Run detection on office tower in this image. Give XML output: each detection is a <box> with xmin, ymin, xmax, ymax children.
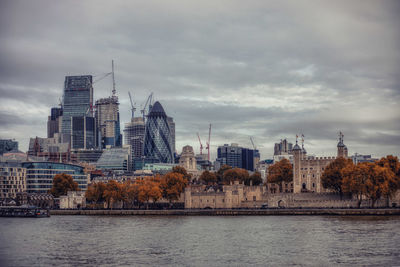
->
<box><xmin>216</xmin><ymin>143</ymin><xmax>259</xmax><ymax>171</ymax></box>
<box><xmin>95</xmin><ymin>96</ymin><xmax>121</xmax><ymax>148</ymax></box>
<box><xmin>0</xmin><ymin>139</ymin><xmax>19</xmax><ymax>155</ymax></box>
<box><xmin>143</xmin><ymin>101</ymin><xmax>174</xmax><ymax>163</ymax></box>
<box><xmin>47</xmin><ymin>107</ymin><xmax>63</xmax><ymax>138</ymax></box>
<box><xmin>274</xmin><ymin>139</ymin><xmax>293</xmax><ymax>155</ymax></box>
<box><xmin>61</xmin><ymin>75</ymin><xmax>93</xmax><ymax>143</ymax></box>
<box><xmin>167</xmin><ymin>116</ymin><xmax>175</xmax><ymax>154</ymax></box>
<box><xmin>124</xmin><ymin>117</ymin><xmax>145</xmax><ymax>158</ymax></box>
<box><xmin>71</xmin><ymin>116</ymin><xmax>96</xmax><ymax>149</ymax></box>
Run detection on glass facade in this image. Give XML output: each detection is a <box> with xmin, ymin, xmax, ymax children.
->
<box><xmin>22</xmin><ymin>162</ymin><xmax>88</xmax><ymax>194</ymax></box>
<box><xmin>71</xmin><ymin>116</ymin><xmax>96</xmax><ymax>149</ymax></box>
<box><xmin>217</xmin><ymin>144</ymin><xmax>259</xmax><ymax>171</ymax></box>
<box><xmin>96</xmin><ymin>147</ymin><xmax>130</xmax><ymax>171</ymax></box>
<box><xmin>144</xmin><ymin>102</ymin><xmax>174</xmax><ymax>164</ymax></box>
<box><xmin>61</xmin><ymin>75</ymin><xmax>93</xmax><ymax>143</ymax></box>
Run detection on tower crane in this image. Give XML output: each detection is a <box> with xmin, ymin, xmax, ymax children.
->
<box><xmin>197</xmin><ymin>133</ymin><xmax>203</xmax><ymax>155</ymax></box>
<box><xmin>250</xmin><ymin>136</ymin><xmax>256</xmax><ymax>150</ymax></box>
<box><xmin>141</xmin><ymin>92</ymin><xmax>153</xmax><ymax>122</ymax></box>
<box><xmin>206</xmin><ymin>123</ymin><xmax>212</xmax><ymax>161</ymax></box>
<box><xmin>128</xmin><ymin>92</ymin><xmax>136</xmax><ymax>120</ymax></box>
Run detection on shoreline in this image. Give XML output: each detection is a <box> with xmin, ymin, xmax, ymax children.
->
<box><xmin>50</xmin><ymin>208</ymin><xmax>400</xmax><ymax>216</ymax></box>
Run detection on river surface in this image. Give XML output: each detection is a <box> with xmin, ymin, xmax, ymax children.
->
<box><xmin>0</xmin><ymin>215</ymin><xmax>399</xmax><ymax>266</ymax></box>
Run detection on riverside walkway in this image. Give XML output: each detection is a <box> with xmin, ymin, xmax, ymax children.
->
<box><xmin>50</xmin><ymin>208</ymin><xmax>400</xmax><ymax>216</ymax></box>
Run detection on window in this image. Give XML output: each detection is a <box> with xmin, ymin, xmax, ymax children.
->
<box><xmin>253</xmin><ymin>196</ymin><xmax>256</xmax><ymax>201</ymax></box>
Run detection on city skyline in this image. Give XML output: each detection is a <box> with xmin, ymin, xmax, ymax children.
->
<box><xmin>0</xmin><ymin>1</ymin><xmax>399</xmax><ymax>159</ymax></box>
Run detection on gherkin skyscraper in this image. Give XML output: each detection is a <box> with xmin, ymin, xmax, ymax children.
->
<box><xmin>143</xmin><ymin>101</ymin><xmax>174</xmax><ymax>163</ymax></box>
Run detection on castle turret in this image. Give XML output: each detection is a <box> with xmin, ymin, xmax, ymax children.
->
<box><xmin>337</xmin><ymin>132</ymin><xmax>348</xmax><ymax>158</ymax></box>
<box><xmin>292</xmin><ymin>136</ymin><xmax>302</xmax><ymax>193</ymax></box>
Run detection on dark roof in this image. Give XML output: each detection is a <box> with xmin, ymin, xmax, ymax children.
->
<box><xmin>292</xmin><ymin>143</ymin><xmax>301</xmax><ymax>151</ymax></box>
<box><xmin>148</xmin><ymin>101</ymin><xmax>167</xmax><ymax>117</ymax></box>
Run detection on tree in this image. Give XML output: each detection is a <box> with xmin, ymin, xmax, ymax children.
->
<box><xmin>172</xmin><ymin>166</ymin><xmax>192</xmax><ymax>182</ymax></box>
<box><xmin>85</xmin><ymin>182</ymin><xmax>106</xmax><ymax>204</ymax></box>
<box><xmin>222</xmin><ymin>168</ymin><xmax>249</xmax><ymax>185</ymax></box>
<box><xmin>103</xmin><ymin>180</ymin><xmax>124</xmax><ymax>209</ymax></box>
<box><xmin>199</xmin><ymin>170</ymin><xmax>217</xmax><ymax>184</ymax></box>
<box><xmin>49</xmin><ymin>173</ymin><xmax>79</xmax><ymax>198</ymax></box>
<box><xmin>160</xmin><ymin>172</ymin><xmax>188</xmax><ymax>202</ymax></box>
<box><xmin>136</xmin><ymin>177</ymin><xmax>162</xmax><ymax>208</ymax></box>
<box><xmin>267</xmin><ymin>159</ymin><xmax>293</xmax><ymax>192</ymax></box>
<box><xmin>321</xmin><ymin>157</ymin><xmax>353</xmax><ymax>197</ymax></box>
<box><xmin>342</xmin><ymin>163</ymin><xmax>368</xmax><ymax>207</ymax></box>
<box><xmin>216</xmin><ymin>164</ymin><xmax>232</xmax><ymax>184</ymax></box>
<box><xmin>376</xmin><ymin>155</ymin><xmax>400</xmax><ymax>190</ymax></box>
<box><xmin>247</xmin><ymin>171</ymin><xmax>263</xmax><ymax>186</ymax></box>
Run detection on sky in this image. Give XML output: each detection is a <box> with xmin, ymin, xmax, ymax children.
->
<box><xmin>0</xmin><ymin>0</ymin><xmax>399</xmax><ymax>160</ymax></box>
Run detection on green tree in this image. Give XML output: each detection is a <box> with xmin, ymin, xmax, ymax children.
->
<box><xmin>49</xmin><ymin>173</ymin><xmax>79</xmax><ymax>198</ymax></box>
<box><xmin>199</xmin><ymin>170</ymin><xmax>217</xmax><ymax>184</ymax></box>
<box><xmin>267</xmin><ymin>159</ymin><xmax>293</xmax><ymax>192</ymax></box>
<box><xmin>321</xmin><ymin>157</ymin><xmax>353</xmax><ymax>197</ymax></box>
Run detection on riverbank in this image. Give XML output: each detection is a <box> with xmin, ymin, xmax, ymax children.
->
<box><xmin>50</xmin><ymin>208</ymin><xmax>400</xmax><ymax>216</ymax></box>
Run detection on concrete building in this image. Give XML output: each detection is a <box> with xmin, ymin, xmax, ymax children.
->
<box><xmin>144</xmin><ymin>101</ymin><xmax>174</xmax><ymax>163</ymax></box>
<box><xmin>0</xmin><ymin>139</ymin><xmax>18</xmax><ymax>155</ymax></box>
<box><xmin>351</xmin><ymin>153</ymin><xmax>378</xmax><ymax>164</ymax></box>
<box><xmin>0</xmin><ymin>162</ymin><xmax>26</xmax><ymax>199</ymax></box>
<box><xmin>60</xmin><ymin>191</ymin><xmax>86</xmax><ymax>209</ymax></box>
<box><xmin>216</xmin><ymin>143</ymin><xmax>259</xmax><ymax>171</ymax></box>
<box><xmin>61</xmin><ymin>75</ymin><xmax>93</xmax><ymax>144</ymax></box>
<box><xmin>178</xmin><ymin>145</ymin><xmax>200</xmax><ymax>179</ymax></box>
<box><xmin>47</xmin><ymin>107</ymin><xmax>63</xmax><ymax>138</ymax></box>
<box><xmin>95</xmin><ymin>96</ymin><xmax>122</xmax><ymax>148</ymax></box>
<box><xmin>293</xmin><ymin>133</ymin><xmax>348</xmax><ymax>193</ymax></box>
<box><xmin>22</xmin><ymin>162</ymin><xmax>88</xmax><ymax>194</ymax></box>
<box><xmin>28</xmin><ymin>136</ymin><xmax>71</xmax><ymax>163</ymax></box>
<box><xmin>274</xmin><ymin>139</ymin><xmax>293</xmax><ymax>155</ymax></box>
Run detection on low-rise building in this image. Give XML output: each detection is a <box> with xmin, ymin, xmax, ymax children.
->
<box><xmin>60</xmin><ymin>191</ymin><xmax>86</xmax><ymax>209</ymax></box>
<box><xmin>0</xmin><ymin>162</ymin><xmax>26</xmax><ymax>199</ymax></box>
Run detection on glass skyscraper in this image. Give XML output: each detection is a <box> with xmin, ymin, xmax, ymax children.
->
<box><xmin>144</xmin><ymin>101</ymin><xmax>174</xmax><ymax>163</ymax></box>
<box><xmin>61</xmin><ymin>75</ymin><xmax>93</xmax><ymax>143</ymax></box>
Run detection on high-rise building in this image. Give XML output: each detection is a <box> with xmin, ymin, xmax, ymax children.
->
<box><xmin>0</xmin><ymin>139</ymin><xmax>18</xmax><ymax>155</ymax></box>
<box><xmin>143</xmin><ymin>101</ymin><xmax>174</xmax><ymax>163</ymax></box>
<box><xmin>95</xmin><ymin>96</ymin><xmax>121</xmax><ymax>148</ymax></box>
<box><xmin>124</xmin><ymin>117</ymin><xmax>145</xmax><ymax>159</ymax></box>
<box><xmin>216</xmin><ymin>143</ymin><xmax>259</xmax><ymax>171</ymax></box>
<box><xmin>71</xmin><ymin>116</ymin><xmax>96</xmax><ymax>149</ymax></box>
<box><xmin>167</xmin><ymin>116</ymin><xmax>176</xmax><ymax>154</ymax></box>
<box><xmin>47</xmin><ymin>107</ymin><xmax>63</xmax><ymax>138</ymax></box>
<box><xmin>61</xmin><ymin>75</ymin><xmax>93</xmax><ymax>143</ymax></box>
<box><xmin>274</xmin><ymin>139</ymin><xmax>293</xmax><ymax>155</ymax></box>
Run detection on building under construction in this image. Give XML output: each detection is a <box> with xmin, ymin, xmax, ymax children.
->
<box><xmin>95</xmin><ymin>96</ymin><xmax>121</xmax><ymax>148</ymax></box>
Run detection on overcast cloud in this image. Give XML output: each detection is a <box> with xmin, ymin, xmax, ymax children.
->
<box><xmin>0</xmin><ymin>0</ymin><xmax>399</xmax><ymax>159</ymax></box>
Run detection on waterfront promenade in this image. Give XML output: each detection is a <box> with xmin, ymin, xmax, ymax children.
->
<box><xmin>50</xmin><ymin>208</ymin><xmax>400</xmax><ymax>216</ymax></box>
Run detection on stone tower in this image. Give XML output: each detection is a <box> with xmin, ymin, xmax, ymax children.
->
<box><xmin>292</xmin><ymin>136</ymin><xmax>302</xmax><ymax>193</ymax></box>
<box><xmin>337</xmin><ymin>132</ymin><xmax>348</xmax><ymax>158</ymax></box>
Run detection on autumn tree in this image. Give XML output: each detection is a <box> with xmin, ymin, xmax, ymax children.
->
<box><xmin>376</xmin><ymin>155</ymin><xmax>400</xmax><ymax>192</ymax></box>
<box><xmin>267</xmin><ymin>159</ymin><xmax>293</xmax><ymax>192</ymax></box>
<box><xmin>246</xmin><ymin>171</ymin><xmax>263</xmax><ymax>186</ymax></box>
<box><xmin>222</xmin><ymin>168</ymin><xmax>249</xmax><ymax>185</ymax></box>
<box><xmin>216</xmin><ymin>164</ymin><xmax>232</xmax><ymax>184</ymax></box>
<box><xmin>85</xmin><ymin>182</ymin><xmax>106</xmax><ymax>204</ymax></box>
<box><xmin>342</xmin><ymin>163</ymin><xmax>368</xmax><ymax>207</ymax></box>
<box><xmin>172</xmin><ymin>166</ymin><xmax>192</xmax><ymax>182</ymax></box>
<box><xmin>49</xmin><ymin>173</ymin><xmax>79</xmax><ymax>198</ymax></box>
<box><xmin>103</xmin><ymin>180</ymin><xmax>124</xmax><ymax>209</ymax></box>
<box><xmin>199</xmin><ymin>170</ymin><xmax>217</xmax><ymax>184</ymax></box>
<box><xmin>160</xmin><ymin>172</ymin><xmax>188</xmax><ymax>203</ymax></box>
<box><xmin>136</xmin><ymin>177</ymin><xmax>162</xmax><ymax>208</ymax></box>
<box><xmin>321</xmin><ymin>157</ymin><xmax>353</xmax><ymax>197</ymax></box>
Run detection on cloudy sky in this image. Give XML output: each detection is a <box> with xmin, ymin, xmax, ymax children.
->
<box><xmin>0</xmin><ymin>0</ymin><xmax>399</xmax><ymax>159</ymax></box>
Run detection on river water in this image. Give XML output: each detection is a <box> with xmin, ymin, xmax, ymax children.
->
<box><xmin>0</xmin><ymin>215</ymin><xmax>399</xmax><ymax>266</ymax></box>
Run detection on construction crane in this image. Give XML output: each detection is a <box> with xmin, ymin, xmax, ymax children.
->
<box><xmin>141</xmin><ymin>92</ymin><xmax>153</xmax><ymax>122</ymax></box>
<box><xmin>197</xmin><ymin>133</ymin><xmax>203</xmax><ymax>155</ymax></box>
<box><xmin>206</xmin><ymin>123</ymin><xmax>212</xmax><ymax>161</ymax></box>
<box><xmin>128</xmin><ymin>92</ymin><xmax>136</xmax><ymax>120</ymax></box>
<box><xmin>250</xmin><ymin>136</ymin><xmax>256</xmax><ymax>150</ymax></box>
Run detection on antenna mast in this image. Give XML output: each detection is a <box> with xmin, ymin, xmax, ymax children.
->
<box><xmin>112</xmin><ymin>60</ymin><xmax>116</xmax><ymax>96</ymax></box>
